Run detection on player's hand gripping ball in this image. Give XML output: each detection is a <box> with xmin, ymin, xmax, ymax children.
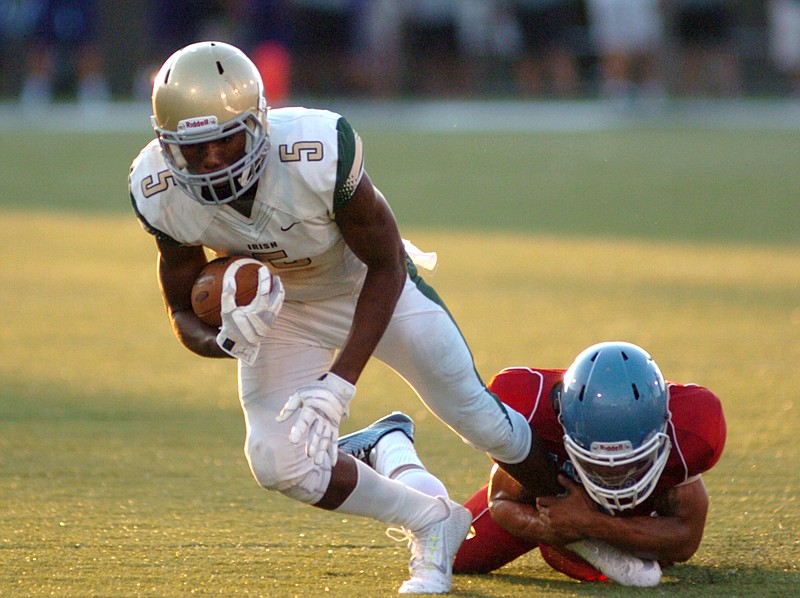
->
<box><xmin>191</xmin><ymin>256</ymin><xmax>262</xmax><ymax>327</ymax></box>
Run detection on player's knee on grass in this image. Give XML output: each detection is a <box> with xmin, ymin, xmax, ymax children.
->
<box><xmin>246</xmin><ymin>434</ymin><xmax>331</xmax><ymax>504</ymax></box>
<box><xmin>454</xmin><ymin>534</ymin><xmax>534</xmax><ymax>574</ymax></box>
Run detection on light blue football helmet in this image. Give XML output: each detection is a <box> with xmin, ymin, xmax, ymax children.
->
<box><xmin>558</xmin><ymin>342</ymin><xmax>671</xmax><ymax>512</ymax></box>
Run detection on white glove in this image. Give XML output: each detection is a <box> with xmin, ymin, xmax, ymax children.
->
<box><xmin>276</xmin><ymin>373</ymin><xmax>356</xmax><ymax>467</ymax></box>
<box><xmin>216</xmin><ymin>259</ymin><xmax>285</xmax><ymax>366</ymax></box>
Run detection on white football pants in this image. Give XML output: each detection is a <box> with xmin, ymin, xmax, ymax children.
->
<box><xmin>238</xmin><ymin>272</ymin><xmax>531</xmax><ymax>504</ymax></box>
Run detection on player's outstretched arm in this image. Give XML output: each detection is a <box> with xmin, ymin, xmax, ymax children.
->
<box><xmin>156</xmin><ymin>239</ymin><xmax>229</xmax><ymax>358</ymax></box>
<box><xmin>327</xmin><ymin>173</ymin><xmax>407</xmax><ymax>384</ymax></box>
<box><xmin>537</xmin><ymin>475</ymin><xmax>709</xmax><ymax>563</ymax></box>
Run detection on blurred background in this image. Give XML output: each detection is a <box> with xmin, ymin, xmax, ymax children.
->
<box><xmin>1</xmin><ymin>0</ymin><xmax>800</xmax><ymax>110</ymax></box>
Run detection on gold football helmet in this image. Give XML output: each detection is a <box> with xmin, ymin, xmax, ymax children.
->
<box><xmin>151</xmin><ymin>41</ymin><xmax>270</xmax><ymax>205</ymax></box>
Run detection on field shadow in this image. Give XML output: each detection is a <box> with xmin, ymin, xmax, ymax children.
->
<box><xmin>454</xmin><ymin>563</ymin><xmax>800</xmax><ymax>596</ymax></box>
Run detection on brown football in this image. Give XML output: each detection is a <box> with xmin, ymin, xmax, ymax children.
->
<box><xmin>191</xmin><ymin>256</ymin><xmax>263</xmax><ymax>327</ymax></box>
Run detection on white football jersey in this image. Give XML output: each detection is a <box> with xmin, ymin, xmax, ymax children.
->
<box><xmin>130</xmin><ymin>107</ymin><xmax>367</xmax><ymax>302</ymax></box>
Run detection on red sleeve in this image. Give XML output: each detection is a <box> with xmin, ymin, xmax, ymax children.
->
<box><xmin>667</xmin><ymin>384</ymin><xmax>727</xmax><ymax>477</ymax></box>
<box><xmin>459</xmin><ymin>368</ymin><xmax>630</xmax><ymax>582</ymax></box>
<box><xmin>488</xmin><ymin>367</ymin><xmax>545</xmax><ymax>419</ymax></box>
<box><xmin>488</xmin><ymin>367</ymin><xmax>566</xmax><ymax>450</ymax></box>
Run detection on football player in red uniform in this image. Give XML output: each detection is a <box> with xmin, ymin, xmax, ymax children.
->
<box><xmin>340</xmin><ymin>342</ymin><xmax>726</xmax><ymax>586</ymax></box>
<box><xmin>456</xmin><ymin>341</ymin><xmax>726</xmax><ymax>585</ymax></box>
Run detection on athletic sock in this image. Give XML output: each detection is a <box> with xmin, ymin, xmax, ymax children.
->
<box><xmin>373</xmin><ymin>430</ymin><xmax>449</xmax><ymax>498</ymax></box>
<box><xmin>394</xmin><ymin>468</ymin><xmax>449</xmax><ymax>499</ymax></box>
<box><xmin>334</xmin><ymin>459</ymin><xmax>447</xmax><ymax>530</ymax></box>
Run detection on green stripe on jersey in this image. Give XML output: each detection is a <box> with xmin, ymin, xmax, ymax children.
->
<box><xmin>333</xmin><ymin>117</ymin><xmax>364</xmax><ymax>212</ymax></box>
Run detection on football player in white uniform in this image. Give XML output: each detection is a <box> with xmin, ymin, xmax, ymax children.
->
<box><xmin>129</xmin><ymin>41</ymin><xmax>541</xmax><ymax>594</ymax></box>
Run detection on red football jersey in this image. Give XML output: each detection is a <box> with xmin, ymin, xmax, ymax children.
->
<box><xmin>488</xmin><ymin>367</ymin><xmax>726</xmax><ymax>515</ymax></box>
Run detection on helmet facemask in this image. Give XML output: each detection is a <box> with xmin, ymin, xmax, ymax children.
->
<box><xmin>564</xmin><ymin>428</ymin><xmax>671</xmax><ymax>512</ymax></box>
<box><xmin>152</xmin><ymin>97</ymin><xmax>269</xmax><ymax>205</ymax></box>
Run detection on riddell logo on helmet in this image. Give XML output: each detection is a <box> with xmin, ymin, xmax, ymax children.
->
<box><xmin>592</xmin><ymin>441</ymin><xmax>630</xmax><ymax>453</ymax></box>
<box><xmin>177</xmin><ymin>116</ymin><xmax>219</xmax><ymax>133</ymax></box>
<box><xmin>185</xmin><ymin>118</ymin><xmax>211</xmax><ymax>128</ymax></box>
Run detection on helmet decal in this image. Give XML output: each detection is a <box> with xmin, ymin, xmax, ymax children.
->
<box><xmin>177</xmin><ymin>116</ymin><xmax>219</xmax><ymax>135</ymax></box>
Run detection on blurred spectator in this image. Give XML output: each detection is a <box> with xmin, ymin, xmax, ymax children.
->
<box><xmin>399</xmin><ymin>0</ymin><xmax>497</xmax><ymax>96</ymax></box>
<box><xmin>135</xmin><ymin>1</ymin><xmax>292</xmax><ymax>106</ymax></box>
<box><xmin>0</xmin><ymin>0</ymin><xmax>38</xmax><ymax>97</ymax></box>
<box><xmin>584</xmin><ymin>0</ymin><xmax>666</xmax><ymax>104</ymax></box>
<box><xmin>135</xmin><ymin>0</ymin><xmax>233</xmax><ymax>100</ymax></box>
<box><xmin>345</xmin><ymin>0</ymin><xmax>497</xmax><ymax>97</ymax></box>
<box><xmin>401</xmin><ymin>0</ymin><xmax>465</xmax><ymax>95</ymax></box>
<box><xmin>0</xmin><ymin>0</ymin><xmax>109</xmax><ymax>108</ymax></box>
<box><xmin>349</xmin><ymin>0</ymin><xmax>404</xmax><ymax>96</ymax></box>
<box><xmin>283</xmin><ymin>0</ymin><xmax>363</xmax><ymax>97</ymax></box>
<box><xmin>230</xmin><ymin>0</ymin><xmax>292</xmax><ymax>106</ymax></box>
<box><xmin>358</xmin><ymin>0</ymin><xmax>494</xmax><ymax>97</ymax></box>
<box><xmin>672</xmin><ymin>0</ymin><xmax>742</xmax><ymax>97</ymax></box>
<box><xmin>8</xmin><ymin>1</ymin><xmax>794</xmax><ymax>104</ymax></box>
<box><xmin>504</xmin><ymin>0</ymin><xmax>582</xmax><ymax>97</ymax></box>
<box><xmin>767</xmin><ymin>0</ymin><xmax>800</xmax><ymax>97</ymax></box>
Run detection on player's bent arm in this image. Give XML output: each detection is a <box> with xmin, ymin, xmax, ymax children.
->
<box><xmin>488</xmin><ymin>464</ymin><xmax>564</xmax><ymax>546</ymax></box>
<box><xmin>328</xmin><ymin>173</ymin><xmax>406</xmax><ymax>384</ymax></box>
<box><xmin>156</xmin><ymin>239</ymin><xmax>230</xmax><ymax>358</ymax></box>
<box><xmin>491</xmin><ymin>465</ymin><xmax>709</xmax><ymax>562</ymax></box>
<box><xmin>585</xmin><ymin>477</ymin><xmax>709</xmax><ymax>563</ymax></box>
<box><xmin>537</xmin><ymin>476</ymin><xmax>709</xmax><ymax>563</ymax></box>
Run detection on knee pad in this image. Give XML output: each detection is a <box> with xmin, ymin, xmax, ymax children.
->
<box><xmin>246</xmin><ymin>434</ymin><xmax>332</xmax><ymax>504</ymax></box>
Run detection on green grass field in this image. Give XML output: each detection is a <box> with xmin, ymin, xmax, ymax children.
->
<box><xmin>1</xmin><ymin>113</ymin><xmax>799</xmax><ymax>596</ymax></box>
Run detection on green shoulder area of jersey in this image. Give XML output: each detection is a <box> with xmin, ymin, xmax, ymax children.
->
<box><xmin>333</xmin><ymin>117</ymin><xmax>364</xmax><ymax>213</ymax></box>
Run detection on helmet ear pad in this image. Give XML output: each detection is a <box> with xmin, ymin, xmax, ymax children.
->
<box><xmin>550</xmin><ymin>382</ymin><xmax>563</xmax><ymax>420</ymax></box>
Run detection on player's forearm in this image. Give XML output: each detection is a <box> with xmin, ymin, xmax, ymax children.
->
<box><xmin>582</xmin><ymin>512</ymin><xmax>701</xmax><ymax>562</ymax></box>
<box><xmin>156</xmin><ymin>242</ymin><xmax>225</xmax><ymax>358</ymax></box>
<box><xmin>490</xmin><ymin>498</ymin><xmax>553</xmax><ymax>545</ymax></box>
<box><xmin>169</xmin><ymin>308</ymin><xmax>230</xmax><ymax>358</ymax></box>
<box><xmin>329</xmin><ymin>265</ymin><xmax>404</xmax><ymax>383</ymax></box>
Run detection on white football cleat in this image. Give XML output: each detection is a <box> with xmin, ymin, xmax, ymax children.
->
<box><xmin>567</xmin><ymin>539</ymin><xmax>662</xmax><ymax>587</ymax></box>
<box><xmin>387</xmin><ymin>497</ymin><xmax>472</xmax><ymax>594</ymax></box>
